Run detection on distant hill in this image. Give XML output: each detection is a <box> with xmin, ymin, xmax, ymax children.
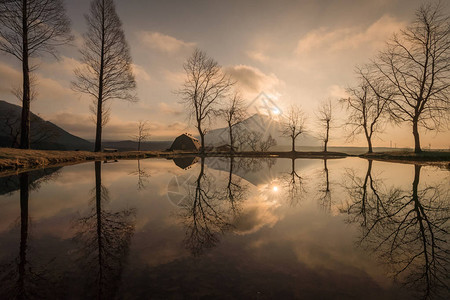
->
<box><xmin>0</xmin><ymin>100</ymin><xmax>92</xmax><ymax>150</ymax></box>
<box><xmin>205</xmin><ymin>113</ymin><xmax>320</xmax><ymax>149</ymax></box>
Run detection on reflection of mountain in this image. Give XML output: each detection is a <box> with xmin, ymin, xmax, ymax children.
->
<box><xmin>205</xmin><ymin>113</ymin><xmax>320</xmax><ymax>148</ymax></box>
<box><xmin>0</xmin><ymin>100</ymin><xmax>92</xmax><ymax>150</ymax></box>
<box><xmin>0</xmin><ymin>167</ymin><xmax>60</xmax><ymax>196</ymax></box>
<box><xmin>205</xmin><ymin>157</ymin><xmax>318</xmax><ymax>186</ymax></box>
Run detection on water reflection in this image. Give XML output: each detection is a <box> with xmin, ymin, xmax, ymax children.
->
<box><xmin>129</xmin><ymin>159</ymin><xmax>151</xmax><ymax>190</ymax></box>
<box><xmin>73</xmin><ymin>161</ymin><xmax>136</xmax><ymax>299</ymax></box>
<box><xmin>178</xmin><ymin>157</ymin><xmax>235</xmax><ymax>256</ymax></box>
<box><xmin>280</xmin><ymin>158</ymin><xmax>305</xmax><ymax>206</ymax></box>
<box><xmin>0</xmin><ymin>157</ymin><xmax>447</xmax><ymax>299</ymax></box>
<box><xmin>342</xmin><ymin>162</ymin><xmax>450</xmax><ymax>298</ymax></box>
<box><xmin>0</xmin><ymin>172</ymin><xmax>58</xmax><ymax>299</ymax></box>
<box><xmin>317</xmin><ymin>159</ymin><xmax>332</xmax><ymax>212</ymax></box>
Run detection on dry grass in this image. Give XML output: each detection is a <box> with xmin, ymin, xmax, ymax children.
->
<box><xmin>0</xmin><ymin>148</ymin><xmax>162</xmax><ymax>174</ymax></box>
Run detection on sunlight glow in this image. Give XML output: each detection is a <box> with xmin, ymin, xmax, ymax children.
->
<box><xmin>272</xmin><ymin>186</ymin><xmax>279</xmax><ymax>192</ymax></box>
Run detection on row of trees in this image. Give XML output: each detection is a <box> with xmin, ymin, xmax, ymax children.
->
<box><xmin>0</xmin><ymin>0</ymin><xmax>136</xmax><ymax>152</ymax></box>
<box><xmin>180</xmin><ymin>2</ymin><xmax>449</xmax><ymax>154</ymax></box>
<box><xmin>180</xmin><ymin>48</ymin><xmax>335</xmax><ymax>153</ymax></box>
<box><xmin>342</xmin><ymin>2</ymin><xmax>449</xmax><ymax>153</ymax></box>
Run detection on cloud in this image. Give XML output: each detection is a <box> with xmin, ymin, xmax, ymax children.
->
<box><xmin>295</xmin><ymin>15</ymin><xmax>405</xmax><ymax>55</ymax></box>
<box><xmin>225</xmin><ymin>64</ymin><xmax>283</xmax><ymax>96</ymax></box>
<box><xmin>132</xmin><ymin>63</ymin><xmax>151</xmax><ymax>82</ymax></box>
<box><xmin>138</xmin><ymin>31</ymin><xmax>195</xmax><ymax>54</ymax></box>
<box><xmin>246</xmin><ymin>50</ymin><xmax>270</xmax><ymax>63</ymax></box>
<box><xmin>158</xmin><ymin>102</ymin><xmax>183</xmax><ymax>116</ymax></box>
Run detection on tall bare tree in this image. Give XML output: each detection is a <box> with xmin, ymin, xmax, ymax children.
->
<box><xmin>180</xmin><ymin>49</ymin><xmax>233</xmax><ymax>153</ymax></box>
<box><xmin>73</xmin><ymin>0</ymin><xmax>137</xmax><ymax>152</ymax></box>
<box><xmin>342</xmin><ymin>69</ymin><xmax>390</xmax><ymax>153</ymax></box>
<box><xmin>219</xmin><ymin>91</ymin><xmax>246</xmax><ymax>153</ymax></box>
<box><xmin>316</xmin><ymin>99</ymin><xmax>333</xmax><ymax>152</ymax></box>
<box><xmin>133</xmin><ymin>120</ymin><xmax>150</xmax><ymax>151</ymax></box>
<box><xmin>372</xmin><ymin>2</ymin><xmax>450</xmax><ymax>153</ymax></box>
<box><xmin>280</xmin><ymin>104</ymin><xmax>306</xmax><ymax>152</ymax></box>
<box><xmin>0</xmin><ymin>0</ymin><xmax>72</xmax><ymax>149</ymax></box>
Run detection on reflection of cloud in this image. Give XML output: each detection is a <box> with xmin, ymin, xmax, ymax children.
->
<box><xmin>295</xmin><ymin>15</ymin><xmax>405</xmax><ymax>55</ymax></box>
<box><xmin>225</xmin><ymin>64</ymin><xmax>283</xmax><ymax>96</ymax></box>
<box><xmin>138</xmin><ymin>31</ymin><xmax>195</xmax><ymax>54</ymax></box>
<box><xmin>234</xmin><ymin>191</ymin><xmax>280</xmax><ymax>235</ymax></box>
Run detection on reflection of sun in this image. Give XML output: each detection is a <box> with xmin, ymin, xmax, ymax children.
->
<box><xmin>272</xmin><ymin>186</ymin><xmax>279</xmax><ymax>192</ymax></box>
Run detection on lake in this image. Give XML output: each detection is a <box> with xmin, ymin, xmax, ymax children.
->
<box><xmin>0</xmin><ymin>157</ymin><xmax>448</xmax><ymax>299</ymax></box>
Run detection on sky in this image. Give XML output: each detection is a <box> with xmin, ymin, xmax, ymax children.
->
<box><xmin>0</xmin><ymin>0</ymin><xmax>449</xmax><ymax>148</ymax></box>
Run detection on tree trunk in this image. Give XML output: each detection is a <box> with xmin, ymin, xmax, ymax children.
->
<box><xmin>137</xmin><ymin>139</ymin><xmax>141</xmax><ymax>151</ymax></box>
<box><xmin>364</xmin><ymin>126</ymin><xmax>373</xmax><ymax>153</ymax></box>
<box><xmin>291</xmin><ymin>137</ymin><xmax>295</xmax><ymax>152</ymax></box>
<box><xmin>228</xmin><ymin>122</ymin><xmax>234</xmax><ymax>153</ymax></box>
<box><xmin>94</xmin><ymin>98</ymin><xmax>103</xmax><ymax>152</ymax></box>
<box><xmin>324</xmin><ymin>120</ymin><xmax>329</xmax><ymax>152</ymax></box>
<box><xmin>94</xmin><ymin>1</ymin><xmax>106</xmax><ymax>153</ymax></box>
<box><xmin>20</xmin><ymin>0</ymin><xmax>30</xmax><ymax>149</ymax></box>
<box><xmin>198</xmin><ymin>121</ymin><xmax>205</xmax><ymax>154</ymax></box>
<box><xmin>412</xmin><ymin>119</ymin><xmax>421</xmax><ymax>153</ymax></box>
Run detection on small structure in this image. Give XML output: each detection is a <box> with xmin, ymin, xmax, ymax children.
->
<box><xmin>103</xmin><ymin>148</ymin><xmax>118</xmax><ymax>152</ymax></box>
<box><xmin>169</xmin><ymin>133</ymin><xmax>200</xmax><ymax>151</ymax></box>
<box><xmin>215</xmin><ymin>144</ymin><xmax>232</xmax><ymax>152</ymax></box>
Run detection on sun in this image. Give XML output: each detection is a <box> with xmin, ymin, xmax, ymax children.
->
<box><xmin>272</xmin><ymin>186</ymin><xmax>279</xmax><ymax>192</ymax></box>
<box><xmin>272</xmin><ymin>107</ymin><xmax>281</xmax><ymax>115</ymax></box>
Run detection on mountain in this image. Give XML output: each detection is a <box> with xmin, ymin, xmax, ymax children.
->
<box><xmin>205</xmin><ymin>113</ymin><xmax>320</xmax><ymax>149</ymax></box>
<box><xmin>0</xmin><ymin>100</ymin><xmax>92</xmax><ymax>150</ymax></box>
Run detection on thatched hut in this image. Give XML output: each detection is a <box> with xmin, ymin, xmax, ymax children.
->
<box><xmin>169</xmin><ymin>133</ymin><xmax>200</xmax><ymax>151</ymax></box>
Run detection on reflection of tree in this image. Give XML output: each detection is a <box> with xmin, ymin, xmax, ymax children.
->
<box><xmin>128</xmin><ymin>159</ymin><xmax>151</xmax><ymax>190</ymax></box>
<box><xmin>74</xmin><ymin>161</ymin><xmax>135</xmax><ymax>299</ymax></box>
<box><xmin>317</xmin><ymin>159</ymin><xmax>332</xmax><ymax>212</ymax></box>
<box><xmin>236</xmin><ymin>157</ymin><xmax>276</xmax><ymax>173</ymax></box>
<box><xmin>0</xmin><ymin>167</ymin><xmax>60</xmax><ymax>196</ymax></box>
<box><xmin>280</xmin><ymin>158</ymin><xmax>305</xmax><ymax>206</ymax></box>
<box><xmin>342</xmin><ymin>162</ymin><xmax>450</xmax><ymax>298</ymax></box>
<box><xmin>224</xmin><ymin>157</ymin><xmax>247</xmax><ymax>214</ymax></box>
<box><xmin>0</xmin><ymin>173</ymin><xmax>52</xmax><ymax>299</ymax></box>
<box><xmin>179</xmin><ymin>157</ymin><xmax>234</xmax><ymax>256</ymax></box>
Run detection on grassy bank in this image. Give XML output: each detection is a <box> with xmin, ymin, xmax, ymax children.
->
<box><xmin>0</xmin><ymin>148</ymin><xmax>163</xmax><ymax>175</ymax></box>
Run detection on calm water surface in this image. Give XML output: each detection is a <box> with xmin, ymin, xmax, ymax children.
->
<box><xmin>0</xmin><ymin>157</ymin><xmax>448</xmax><ymax>299</ymax></box>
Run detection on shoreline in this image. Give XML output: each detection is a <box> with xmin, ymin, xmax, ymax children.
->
<box><xmin>0</xmin><ymin>148</ymin><xmax>449</xmax><ymax>176</ymax></box>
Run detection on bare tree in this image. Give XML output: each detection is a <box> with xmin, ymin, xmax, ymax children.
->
<box><xmin>180</xmin><ymin>49</ymin><xmax>233</xmax><ymax>154</ymax></box>
<box><xmin>280</xmin><ymin>105</ymin><xmax>306</xmax><ymax>152</ymax></box>
<box><xmin>73</xmin><ymin>0</ymin><xmax>137</xmax><ymax>152</ymax></box>
<box><xmin>316</xmin><ymin>99</ymin><xmax>334</xmax><ymax>152</ymax></box>
<box><xmin>259</xmin><ymin>134</ymin><xmax>277</xmax><ymax>152</ymax></box>
<box><xmin>372</xmin><ymin>3</ymin><xmax>450</xmax><ymax>153</ymax></box>
<box><xmin>342</xmin><ymin>69</ymin><xmax>390</xmax><ymax>153</ymax></box>
<box><xmin>133</xmin><ymin>120</ymin><xmax>150</xmax><ymax>151</ymax></box>
<box><xmin>0</xmin><ymin>0</ymin><xmax>72</xmax><ymax>149</ymax></box>
<box><xmin>218</xmin><ymin>91</ymin><xmax>246</xmax><ymax>153</ymax></box>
